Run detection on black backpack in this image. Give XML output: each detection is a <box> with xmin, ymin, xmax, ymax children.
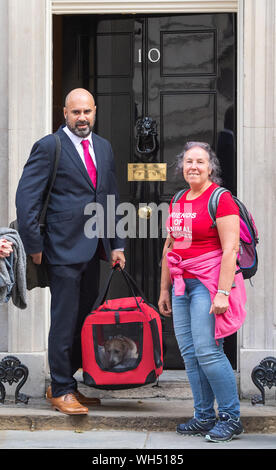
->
<box><xmin>172</xmin><ymin>186</ymin><xmax>259</xmax><ymax>280</ymax></box>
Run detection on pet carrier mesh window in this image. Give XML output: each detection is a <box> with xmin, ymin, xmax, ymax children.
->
<box><xmin>93</xmin><ymin>322</ymin><xmax>143</xmax><ymax>372</ymax></box>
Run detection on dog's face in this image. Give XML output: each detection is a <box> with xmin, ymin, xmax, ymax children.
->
<box><xmin>104</xmin><ymin>337</ymin><xmax>129</xmax><ymax>367</ymax></box>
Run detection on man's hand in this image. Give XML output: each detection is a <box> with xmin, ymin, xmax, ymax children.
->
<box><xmin>111</xmin><ymin>250</ymin><xmax>125</xmax><ymax>269</ymax></box>
<box><xmin>30</xmin><ymin>252</ymin><xmax>42</xmax><ymax>265</ymax></box>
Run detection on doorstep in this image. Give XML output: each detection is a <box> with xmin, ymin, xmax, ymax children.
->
<box><xmin>0</xmin><ymin>371</ymin><xmax>275</xmax><ymax>433</ymax></box>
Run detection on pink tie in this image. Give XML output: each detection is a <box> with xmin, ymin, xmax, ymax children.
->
<box><xmin>81</xmin><ymin>139</ymin><xmax>97</xmax><ymax>188</ymax></box>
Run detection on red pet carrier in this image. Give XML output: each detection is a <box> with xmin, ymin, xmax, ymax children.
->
<box><xmin>81</xmin><ymin>265</ymin><xmax>163</xmax><ymax>389</ymax></box>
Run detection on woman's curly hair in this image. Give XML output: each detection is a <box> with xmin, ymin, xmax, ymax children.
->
<box><xmin>176</xmin><ymin>141</ymin><xmax>222</xmax><ymax>185</ymax></box>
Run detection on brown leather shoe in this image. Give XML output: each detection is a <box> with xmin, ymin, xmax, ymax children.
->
<box><xmin>49</xmin><ymin>393</ymin><xmax>88</xmax><ymax>415</ymax></box>
<box><xmin>46</xmin><ymin>386</ymin><xmax>101</xmax><ymax>406</ymax></box>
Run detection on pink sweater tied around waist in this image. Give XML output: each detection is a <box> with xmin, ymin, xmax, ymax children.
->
<box><xmin>166</xmin><ymin>249</ymin><xmax>247</xmax><ymax>340</ymax></box>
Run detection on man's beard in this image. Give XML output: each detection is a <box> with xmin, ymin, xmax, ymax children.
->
<box><xmin>66</xmin><ymin>117</ymin><xmax>95</xmax><ymax>138</ymax></box>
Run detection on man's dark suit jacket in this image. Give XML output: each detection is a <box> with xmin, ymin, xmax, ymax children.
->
<box><xmin>16</xmin><ymin>126</ymin><xmax>124</xmax><ymax>265</ymax></box>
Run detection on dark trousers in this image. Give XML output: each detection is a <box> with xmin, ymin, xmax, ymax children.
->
<box><xmin>47</xmin><ymin>253</ymin><xmax>100</xmax><ymax>397</ymax></box>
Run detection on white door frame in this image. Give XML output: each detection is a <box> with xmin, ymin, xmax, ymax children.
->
<box><xmin>51</xmin><ymin>0</ymin><xmax>238</xmax><ymax>14</ymax></box>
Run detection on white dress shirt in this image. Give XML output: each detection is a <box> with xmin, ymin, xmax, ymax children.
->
<box><xmin>62</xmin><ymin>126</ymin><xmax>124</xmax><ymax>253</ymax></box>
<box><xmin>63</xmin><ymin>126</ymin><xmax>97</xmax><ymax>169</ymax></box>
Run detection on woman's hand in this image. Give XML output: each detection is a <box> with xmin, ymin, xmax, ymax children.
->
<box><xmin>158</xmin><ymin>289</ymin><xmax>172</xmax><ymax>317</ymax></box>
<box><xmin>209</xmin><ymin>292</ymin><xmax>229</xmax><ymax>315</ymax></box>
<box><xmin>0</xmin><ymin>239</ymin><xmax>13</xmax><ymax>258</ymax></box>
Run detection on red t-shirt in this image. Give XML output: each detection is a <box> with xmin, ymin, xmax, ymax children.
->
<box><xmin>166</xmin><ymin>183</ymin><xmax>239</xmax><ymax>278</ymax></box>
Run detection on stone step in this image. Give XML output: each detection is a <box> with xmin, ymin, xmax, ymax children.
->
<box><xmin>0</xmin><ymin>397</ymin><xmax>275</xmax><ymax>434</ymax></box>
<box><xmin>1</xmin><ymin>369</ymin><xmax>274</xmax><ymax>434</ymax></box>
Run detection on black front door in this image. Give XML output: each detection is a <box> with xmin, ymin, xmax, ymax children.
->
<box><xmin>53</xmin><ymin>13</ymin><xmax>237</xmax><ymax>369</ymax></box>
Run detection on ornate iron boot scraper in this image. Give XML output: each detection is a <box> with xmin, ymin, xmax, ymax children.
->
<box><xmin>251</xmin><ymin>356</ymin><xmax>276</xmax><ymax>405</ymax></box>
<box><xmin>0</xmin><ymin>355</ymin><xmax>29</xmax><ymax>404</ymax></box>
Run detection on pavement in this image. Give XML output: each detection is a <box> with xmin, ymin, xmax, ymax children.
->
<box><xmin>0</xmin><ymin>370</ymin><xmax>275</xmax><ymax>434</ymax></box>
<box><xmin>0</xmin><ymin>430</ymin><xmax>275</xmax><ymax>450</ymax></box>
<box><xmin>0</xmin><ymin>371</ymin><xmax>276</xmax><ymax>458</ymax></box>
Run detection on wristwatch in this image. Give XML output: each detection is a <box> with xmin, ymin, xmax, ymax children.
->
<box><xmin>217</xmin><ymin>289</ymin><xmax>230</xmax><ymax>296</ymax></box>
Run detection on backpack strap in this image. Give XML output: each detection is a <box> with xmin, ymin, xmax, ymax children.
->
<box><xmin>208</xmin><ymin>186</ymin><xmax>230</xmax><ymax>228</ymax></box>
<box><xmin>171</xmin><ymin>188</ymin><xmax>189</xmax><ymax>209</ymax></box>
<box><xmin>39</xmin><ymin>134</ymin><xmax>61</xmax><ymax>228</ymax></box>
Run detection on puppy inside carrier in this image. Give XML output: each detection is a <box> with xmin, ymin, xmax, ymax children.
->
<box><xmin>94</xmin><ymin>323</ymin><xmax>142</xmax><ymax>372</ymax></box>
<box><xmin>81</xmin><ymin>265</ymin><xmax>163</xmax><ymax>390</ymax></box>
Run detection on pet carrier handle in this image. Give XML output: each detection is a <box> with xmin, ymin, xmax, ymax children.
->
<box><xmin>117</xmin><ymin>265</ymin><xmax>149</xmax><ymax>299</ymax></box>
<box><xmin>93</xmin><ymin>264</ymin><xmax>147</xmax><ymax>312</ymax></box>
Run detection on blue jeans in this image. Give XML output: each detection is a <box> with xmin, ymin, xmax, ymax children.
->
<box><xmin>172</xmin><ymin>278</ymin><xmax>240</xmax><ymax>420</ymax></box>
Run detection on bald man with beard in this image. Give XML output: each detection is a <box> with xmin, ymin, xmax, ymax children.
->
<box><xmin>16</xmin><ymin>88</ymin><xmax>125</xmax><ymax>415</ymax></box>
